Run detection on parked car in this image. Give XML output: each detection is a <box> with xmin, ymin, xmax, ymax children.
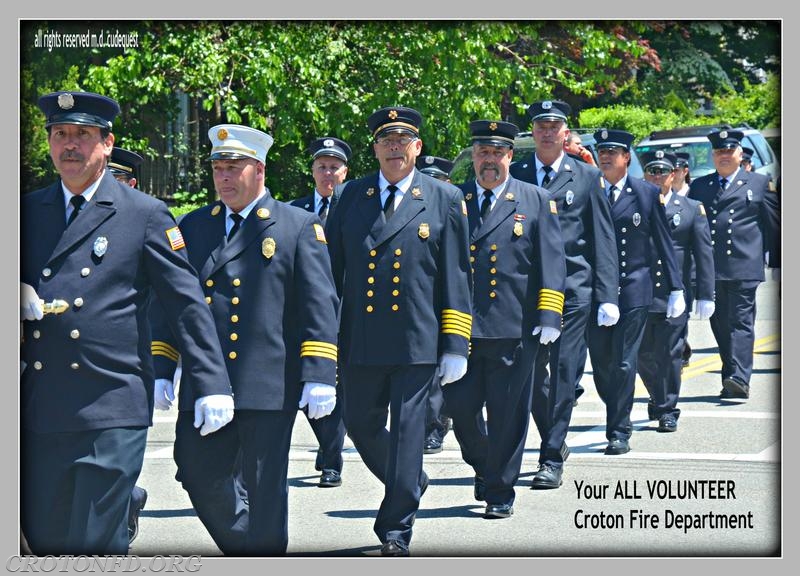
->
<box><xmin>634</xmin><ymin>123</ymin><xmax>780</xmax><ymax>184</ymax></box>
<box><xmin>449</xmin><ymin>129</ymin><xmax>644</xmax><ymax>185</ymax></box>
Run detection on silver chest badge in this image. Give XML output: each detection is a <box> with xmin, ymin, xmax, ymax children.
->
<box><xmin>565</xmin><ymin>190</ymin><xmax>574</xmax><ymax>205</ymax></box>
<box><xmin>747</xmin><ymin>189</ymin><xmax>753</xmax><ymax>202</ymax></box>
<box><xmin>672</xmin><ymin>213</ymin><xmax>681</xmax><ymax>227</ymax></box>
<box><xmin>632</xmin><ymin>213</ymin><xmax>641</xmax><ymax>227</ymax></box>
<box><xmin>93</xmin><ymin>236</ymin><xmax>108</xmax><ymax>258</ymax></box>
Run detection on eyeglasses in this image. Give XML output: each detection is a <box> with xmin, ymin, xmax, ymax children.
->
<box><xmin>375</xmin><ymin>136</ymin><xmax>417</xmax><ymax>147</ymax></box>
<box><xmin>645</xmin><ymin>167</ymin><xmax>674</xmax><ymax>176</ymax></box>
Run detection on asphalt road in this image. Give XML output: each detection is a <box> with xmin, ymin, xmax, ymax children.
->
<box><xmin>129</xmin><ymin>274</ymin><xmax>781</xmax><ymax>561</ymax></box>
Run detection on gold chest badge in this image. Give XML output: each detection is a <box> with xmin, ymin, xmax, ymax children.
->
<box><xmin>513</xmin><ymin>222</ymin><xmax>524</xmax><ymax>237</ymax></box>
<box><xmin>262</xmin><ymin>237</ymin><xmax>276</xmax><ymax>259</ymax></box>
<box><xmin>418</xmin><ymin>223</ymin><xmax>430</xmax><ymax>239</ymax></box>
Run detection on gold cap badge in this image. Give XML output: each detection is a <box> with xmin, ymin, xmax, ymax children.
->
<box><xmin>217</xmin><ymin>128</ymin><xmax>229</xmax><ymax>140</ymax></box>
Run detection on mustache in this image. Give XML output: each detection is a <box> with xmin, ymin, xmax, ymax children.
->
<box><xmin>59</xmin><ymin>150</ymin><xmax>84</xmax><ymax>162</ymax></box>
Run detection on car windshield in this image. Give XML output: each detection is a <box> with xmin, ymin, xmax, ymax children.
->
<box><xmin>634</xmin><ymin>142</ymin><xmax>715</xmax><ymax>180</ymax></box>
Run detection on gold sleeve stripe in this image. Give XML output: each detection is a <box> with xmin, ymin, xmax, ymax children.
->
<box><xmin>538</xmin><ymin>289</ymin><xmax>565</xmax><ymax>313</ymax></box>
<box><xmin>151</xmin><ymin>341</ymin><xmax>180</xmax><ymax>362</ymax></box>
<box><xmin>441</xmin><ymin>310</ymin><xmax>472</xmax><ymax>339</ymax></box>
<box><xmin>300</xmin><ymin>341</ymin><xmax>338</xmax><ymax>361</ymax></box>
<box><xmin>442</xmin><ymin>309</ymin><xmax>472</xmax><ymax>323</ymax></box>
<box><xmin>442</xmin><ymin>327</ymin><xmax>472</xmax><ymax>339</ymax></box>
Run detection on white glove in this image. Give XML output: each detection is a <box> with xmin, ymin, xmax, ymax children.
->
<box><xmin>438</xmin><ymin>353</ymin><xmax>468</xmax><ymax>385</ymax></box>
<box><xmin>154</xmin><ymin>378</ymin><xmax>176</xmax><ymax>411</ymax></box>
<box><xmin>194</xmin><ymin>394</ymin><xmax>234</xmax><ymax>436</ymax></box>
<box><xmin>694</xmin><ymin>299</ymin><xmax>715</xmax><ymax>322</ymax></box>
<box><xmin>532</xmin><ymin>325</ymin><xmax>561</xmax><ymax>345</ymax></box>
<box><xmin>666</xmin><ymin>290</ymin><xmax>686</xmax><ymax>319</ymax></box>
<box><xmin>299</xmin><ymin>382</ymin><xmax>337</xmax><ymax>420</ymax></box>
<box><xmin>597</xmin><ymin>302</ymin><xmax>620</xmax><ymax>327</ymax></box>
<box><xmin>20</xmin><ymin>283</ymin><xmax>43</xmax><ymax>321</ymax></box>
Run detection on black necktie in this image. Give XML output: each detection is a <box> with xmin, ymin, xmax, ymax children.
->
<box><xmin>383</xmin><ymin>185</ymin><xmax>398</xmax><ymax>221</ymax></box>
<box><xmin>480</xmin><ymin>190</ymin><xmax>493</xmax><ymax>223</ymax></box>
<box><xmin>66</xmin><ymin>195</ymin><xmax>86</xmax><ymax>227</ymax></box>
<box><xmin>318</xmin><ymin>196</ymin><xmax>329</xmax><ymax>222</ymax></box>
<box><xmin>227</xmin><ymin>213</ymin><xmax>244</xmax><ymax>241</ymax></box>
<box><xmin>541</xmin><ymin>165</ymin><xmax>553</xmax><ymax>186</ymax></box>
<box><xmin>608</xmin><ymin>185</ymin><xmax>617</xmax><ymax>206</ymax></box>
<box><xmin>719</xmin><ymin>178</ymin><xmax>728</xmax><ymax>190</ymax></box>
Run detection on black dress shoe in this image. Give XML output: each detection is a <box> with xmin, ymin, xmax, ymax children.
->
<box><xmin>682</xmin><ymin>342</ymin><xmax>692</xmax><ymax>367</ymax></box>
<box><xmin>604</xmin><ymin>438</ymin><xmax>630</xmax><ymax>455</ymax></box>
<box><xmin>484</xmin><ymin>504</ymin><xmax>514</xmax><ymax>519</ymax></box>
<box><xmin>473</xmin><ymin>475</ymin><xmax>486</xmax><ymax>501</ymax></box>
<box><xmin>531</xmin><ymin>464</ymin><xmax>563</xmax><ymax>489</ymax></box>
<box><xmin>657</xmin><ymin>414</ymin><xmax>678</xmax><ymax>433</ymax></box>
<box><xmin>560</xmin><ymin>442</ymin><xmax>570</xmax><ymax>462</ymax></box>
<box><xmin>319</xmin><ymin>469</ymin><xmax>342</xmax><ymax>488</ymax></box>
<box><xmin>381</xmin><ymin>539</ymin><xmax>409</xmax><ymax>557</ymax></box>
<box><xmin>128</xmin><ymin>487</ymin><xmax>148</xmax><ymax>545</ymax></box>
<box><xmin>423</xmin><ymin>437</ymin><xmax>443</xmax><ymax>454</ymax></box>
<box><xmin>722</xmin><ymin>377</ymin><xmax>750</xmax><ymax>399</ymax></box>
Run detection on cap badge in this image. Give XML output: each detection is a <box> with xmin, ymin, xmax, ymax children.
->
<box><xmin>93</xmin><ymin>236</ymin><xmax>108</xmax><ymax>258</ymax></box>
<box><xmin>418</xmin><ymin>223</ymin><xmax>430</xmax><ymax>239</ymax></box>
<box><xmin>489</xmin><ymin>122</ymin><xmax>498</xmax><ymax>131</ymax></box>
<box><xmin>256</xmin><ymin>208</ymin><xmax>270</xmax><ymax>219</ymax></box>
<box><xmin>566</xmin><ymin>190</ymin><xmax>574</xmax><ymax>205</ymax></box>
<box><xmin>323</xmin><ymin>138</ymin><xmax>334</xmax><ymax>147</ymax></box>
<box><xmin>542</xmin><ymin>101</ymin><xmax>552</xmax><ymax>110</ymax></box>
<box><xmin>211</xmin><ymin>205</ymin><xmax>221</xmax><ymax>216</ymax></box>
<box><xmin>720</xmin><ymin>130</ymin><xmax>728</xmax><ymax>139</ymax></box>
<box><xmin>388</xmin><ymin>110</ymin><xmax>398</xmax><ymax>120</ymax></box>
<box><xmin>217</xmin><ymin>128</ymin><xmax>229</xmax><ymax>140</ymax></box>
<box><xmin>57</xmin><ymin>93</ymin><xmax>74</xmax><ymax>110</ymax></box>
<box><xmin>601</xmin><ymin>130</ymin><xmax>608</xmax><ymax>139</ymax></box>
<box><xmin>425</xmin><ymin>156</ymin><xmax>435</xmax><ymax>165</ymax></box>
<box><xmin>655</xmin><ymin>150</ymin><xmax>664</xmax><ymax>159</ymax></box>
<box><xmin>366</xmin><ymin>187</ymin><xmax>375</xmax><ymax>197</ymax></box>
<box><xmin>262</xmin><ymin>237</ymin><xmax>276</xmax><ymax>259</ymax></box>
<box><xmin>411</xmin><ymin>187</ymin><xmax>422</xmax><ymax>197</ymax></box>
<box><xmin>514</xmin><ymin>221</ymin><xmax>524</xmax><ymax>237</ymax></box>
<box><xmin>633</xmin><ymin>213</ymin><xmax>641</xmax><ymax>227</ymax></box>
<box><xmin>672</xmin><ymin>213</ymin><xmax>681</xmax><ymax>227</ymax></box>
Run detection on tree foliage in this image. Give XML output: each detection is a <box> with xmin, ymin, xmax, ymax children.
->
<box><xmin>20</xmin><ymin>20</ymin><xmax>779</xmax><ymax>204</ymax></box>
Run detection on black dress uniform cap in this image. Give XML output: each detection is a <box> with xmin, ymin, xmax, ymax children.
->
<box><xmin>38</xmin><ymin>91</ymin><xmax>120</xmax><ymax>130</ymax></box>
<box><xmin>674</xmin><ymin>151</ymin><xmax>691</xmax><ymax>168</ymax></box>
<box><xmin>109</xmin><ymin>147</ymin><xmax>144</xmax><ymax>178</ymax></box>
<box><xmin>208</xmin><ymin>124</ymin><xmax>274</xmax><ymax>163</ymax></box>
<box><xmin>593</xmin><ymin>128</ymin><xmax>635</xmax><ymax>151</ymax></box>
<box><xmin>416</xmin><ymin>156</ymin><xmax>454</xmax><ymax>179</ymax></box>
<box><xmin>707</xmin><ymin>129</ymin><xmax>744</xmax><ymax>150</ymax></box>
<box><xmin>741</xmin><ymin>146</ymin><xmax>754</xmax><ymax>161</ymax></box>
<box><xmin>469</xmin><ymin>120</ymin><xmax>519</xmax><ymax>148</ymax></box>
<box><xmin>641</xmin><ymin>150</ymin><xmax>677</xmax><ymax>171</ymax></box>
<box><xmin>367</xmin><ymin>106</ymin><xmax>423</xmax><ymax>140</ymax></box>
<box><xmin>527</xmin><ymin>99</ymin><xmax>572</xmax><ymax>122</ymax></box>
<box><xmin>309</xmin><ymin>137</ymin><xmax>352</xmax><ymax>163</ymax></box>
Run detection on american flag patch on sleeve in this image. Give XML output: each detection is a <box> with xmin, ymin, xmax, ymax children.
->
<box><xmin>166</xmin><ymin>227</ymin><xmax>186</xmax><ymax>250</ymax></box>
